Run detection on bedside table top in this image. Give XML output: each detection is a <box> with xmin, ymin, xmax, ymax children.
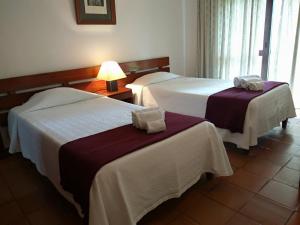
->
<box><xmin>95</xmin><ymin>87</ymin><xmax>133</xmax><ymax>103</ymax></box>
<box><xmin>96</xmin><ymin>87</ymin><xmax>131</xmax><ymax>97</ymax></box>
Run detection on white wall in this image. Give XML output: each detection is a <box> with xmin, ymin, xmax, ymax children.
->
<box><xmin>183</xmin><ymin>0</ymin><xmax>198</xmax><ymax>77</ymax></box>
<box><xmin>0</xmin><ymin>0</ymin><xmax>187</xmax><ymax>79</ymax></box>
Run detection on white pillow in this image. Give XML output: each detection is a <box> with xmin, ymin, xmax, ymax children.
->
<box><xmin>21</xmin><ymin>87</ymin><xmax>100</xmax><ymax>112</ymax></box>
<box><xmin>129</xmin><ymin>72</ymin><xmax>181</xmax><ymax>87</ymax></box>
<box><xmin>126</xmin><ymin>72</ymin><xmax>181</xmax><ymax>105</ymax></box>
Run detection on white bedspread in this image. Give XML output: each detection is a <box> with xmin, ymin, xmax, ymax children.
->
<box><xmin>8</xmin><ymin>96</ymin><xmax>232</xmax><ymax>225</ymax></box>
<box><xmin>128</xmin><ymin>75</ymin><xmax>296</xmax><ymax>149</ymax></box>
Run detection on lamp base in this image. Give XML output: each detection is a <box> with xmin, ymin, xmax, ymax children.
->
<box><xmin>106</xmin><ymin>80</ymin><xmax>118</xmax><ymax>92</ymax></box>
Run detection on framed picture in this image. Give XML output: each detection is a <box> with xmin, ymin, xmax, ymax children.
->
<box><xmin>75</xmin><ymin>0</ymin><xmax>116</xmax><ymax>24</ymax></box>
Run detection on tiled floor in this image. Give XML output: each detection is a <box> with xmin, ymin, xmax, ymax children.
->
<box><xmin>1</xmin><ymin>118</ymin><xmax>300</xmax><ymax>225</ymax></box>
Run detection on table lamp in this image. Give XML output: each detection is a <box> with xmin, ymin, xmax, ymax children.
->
<box><xmin>97</xmin><ymin>61</ymin><xmax>126</xmax><ymax>92</ymax></box>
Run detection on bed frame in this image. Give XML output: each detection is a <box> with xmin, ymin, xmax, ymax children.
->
<box><xmin>0</xmin><ymin>57</ymin><xmax>170</xmax><ymax>150</ymax></box>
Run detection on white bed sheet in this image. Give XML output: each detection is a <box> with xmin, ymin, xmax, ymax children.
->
<box><xmin>128</xmin><ymin>76</ymin><xmax>296</xmax><ymax>149</ymax></box>
<box><xmin>8</xmin><ymin>95</ymin><xmax>233</xmax><ymax>225</ymax></box>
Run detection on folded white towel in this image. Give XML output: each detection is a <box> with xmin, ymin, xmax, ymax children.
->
<box><xmin>234</xmin><ymin>75</ymin><xmax>262</xmax><ymax>88</ymax></box>
<box><xmin>240</xmin><ymin>78</ymin><xmax>262</xmax><ymax>89</ymax></box>
<box><xmin>132</xmin><ymin>108</ymin><xmax>165</xmax><ymax>129</ymax></box>
<box><xmin>146</xmin><ymin>119</ymin><xmax>166</xmax><ymax>134</ymax></box>
<box><xmin>132</xmin><ymin>107</ymin><xmax>161</xmax><ymax>128</ymax></box>
<box><xmin>247</xmin><ymin>81</ymin><xmax>264</xmax><ymax>91</ymax></box>
<box><xmin>136</xmin><ymin>110</ymin><xmax>164</xmax><ymax>129</ymax></box>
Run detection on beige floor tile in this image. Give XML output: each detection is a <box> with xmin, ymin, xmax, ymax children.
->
<box><xmin>0</xmin><ymin>201</ymin><xmax>28</xmax><ymax>225</ymax></box>
<box><xmin>17</xmin><ymin>187</ymin><xmax>63</xmax><ymax>214</ymax></box>
<box><xmin>255</xmin><ymin>149</ymin><xmax>292</xmax><ymax>167</ymax></box>
<box><xmin>0</xmin><ymin>174</ymin><xmax>13</xmax><ymax>206</ymax></box>
<box><xmin>240</xmin><ymin>195</ymin><xmax>292</xmax><ymax>225</ymax></box>
<box><xmin>286</xmin><ymin>125</ymin><xmax>300</xmax><ymax>138</ymax></box>
<box><xmin>8</xmin><ymin>218</ymin><xmax>31</xmax><ymax>225</ymax></box>
<box><xmin>274</xmin><ymin>167</ymin><xmax>300</xmax><ymax>188</ymax></box>
<box><xmin>1</xmin><ymin>162</ymin><xmax>48</xmax><ymax>199</ymax></box>
<box><xmin>243</xmin><ymin>159</ymin><xmax>281</xmax><ymax>178</ymax></box>
<box><xmin>286</xmin><ymin>212</ymin><xmax>300</xmax><ymax>225</ymax></box>
<box><xmin>28</xmin><ymin>205</ymin><xmax>83</xmax><ymax>225</ymax></box>
<box><xmin>184</xmin><ymin>194</ymin><xmax>235</xmax><ymax>225</ymax></box>
<box><xmin>167</xmin><ymin>215</ymin><xmax>199</xmax><ymax>225</ymax></box>
<box><xmin>264</xmin><ymin>127</ymin><xmax>300</xmax><ymax>146</ymax></box>
<box><xmin>2</xmin><ymin>168</ymin><xmax>41</xmax><ymax>199</ymax></box>
<box><xmin>258</xmin><ymin>137</ymin><xmax>299</xmax><ymax>154</ymax></box>
<box><xmin>0</xmin><ymin>154</ymin><xmax>30</xmax><ymax>172</ymax></box>
<box><xmin>259</xmin><ymin>180</ymin><xmax>299</xmax><ymax>210</ymax></box>
<box><xmin>138</xmin><ymin>198</ymin><xmax>183</xmax><ymax>225</ymax></box>
<box><xmin>226</xmin><ymin>213</ymin><xmax>260</xmax><ymax>225</ymax></box>
<box><xmin>286</xmin><ymin>156</ymin><xmax>300</xmax><ymax>171</ymax></box>
<box><xmin>204</xmin><ymin>182</ymin><xmax>254</xmax><ymax>210</ymax></box>
<box><xmin>224</xmin><ymin>169</ymin><xmax>269</xmax><ymax>192</ymax></box>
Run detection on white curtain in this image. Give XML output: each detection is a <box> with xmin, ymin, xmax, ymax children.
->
<box><xmin>268</xmin><ymin>0</ymin><xmax>300</xmax><ymax>109</ymax></box>
<box><xmin>198</xmin><ymin>0</ymin><xmax>266</xmax><ymax>79</ymax></box>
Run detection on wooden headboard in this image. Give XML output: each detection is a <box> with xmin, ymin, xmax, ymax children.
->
<box><xmin>0</xmin><ymin>57</ymin><xmax>170</xmax><ymax>126</ymax></box>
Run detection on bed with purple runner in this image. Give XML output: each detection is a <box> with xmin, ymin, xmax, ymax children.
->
<box><xmin>59</xmin><ymin>111</ymin><xmax>205</xmax><ymax>216</ymax></box>
<box><xmin>8</xmin><ymin>88</ymin><xmax>233</xmax><ymax>225</ymax></box>
<box><xmin>127</xmin><ymin>73</ymin><xmax>296</xmax><ymax>149</ymax></box>
<box><xmin>205</xmin><ymin>81</ymin><xmax>287</xmax><ymax>133</ymax></box>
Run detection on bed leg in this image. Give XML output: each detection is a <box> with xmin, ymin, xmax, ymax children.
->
<box><xmin>282</xmin><ymin>119</ymin><xmax>288</xmax><ymax>129</ymax></box>
<box><xmin>205</xmin><ymin>172</ymin><xmax>214</xmax><ymax>180</ymax></box>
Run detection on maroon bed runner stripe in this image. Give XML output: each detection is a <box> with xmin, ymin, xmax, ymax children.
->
<box><xmin>59</xmin><ymin>111</ymin><xmax>205</xmax><ymax>215</ymax></box>
<box><xmin>205</xmin><ymin>81</ymin><xmax>286</xmax><ymax>133</ymax></box>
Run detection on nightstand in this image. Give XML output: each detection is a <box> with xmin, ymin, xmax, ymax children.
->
<box><xmin>96</xmin><ymin>87</ymin><xmax>133</xmax><ymax>103</ymax></box>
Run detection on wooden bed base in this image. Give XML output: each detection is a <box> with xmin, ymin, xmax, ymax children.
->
<box><xmin>0</xmin><ymin>57</ymin><xmax>170</xmax><ymax>127</ymax></box>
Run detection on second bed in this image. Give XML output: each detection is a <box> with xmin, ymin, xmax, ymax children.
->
<box><xmin>127</xmin><ymin>72</ymin><xmax>296</xmax><ymax>149</ymax></box>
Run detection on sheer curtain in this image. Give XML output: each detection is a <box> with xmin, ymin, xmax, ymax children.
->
<box><xmin>197</xmin><ymin>0</ymin><xmax>266</xmax><ymax>79</ymax></box>
<box><xmin>268</xmin><ymin>0</ymin><xmax>300</xmax><ymax>109</ymax></box>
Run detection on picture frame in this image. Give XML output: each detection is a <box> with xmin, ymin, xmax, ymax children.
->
<box><xmin>75</xmin><ymin>0</ymin><xmax>116</xmax><ymax>25</ymax></box>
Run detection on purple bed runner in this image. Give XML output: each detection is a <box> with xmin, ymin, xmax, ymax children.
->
<box><xmin>205</xmin><ymin>81</ymin><xmax>286</xmax><ymax>133</ymax></box>
<box><xmin>59</xmin><ymin>111</ymin><xmax>205</xmax><ymax>215</ymax></box>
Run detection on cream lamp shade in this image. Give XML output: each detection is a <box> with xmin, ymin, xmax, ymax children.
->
<box><xmin>97</xmin><ymin>61</ymin><xmax>126</xmax><ymax>81</ymax></box>
<box><xmin>97</xmin><ymin>61</ymin><xmax>126</xmax><ymax>92</ymax></box>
